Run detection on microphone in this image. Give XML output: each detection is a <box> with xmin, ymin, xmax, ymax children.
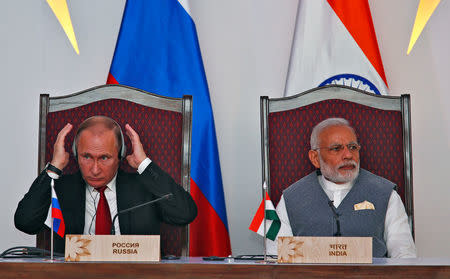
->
<box><xmin>110</xmin><ymin>193</ymin><xmax>173</xmax><ymax>235</ymax></box>
<box><xmin>327</xmin><ymin>200</ymin><xmax>341</xmax><ymax>237</ymax></box>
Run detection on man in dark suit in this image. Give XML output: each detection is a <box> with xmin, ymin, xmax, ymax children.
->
<box><xmin>14</xmin><ymin>116</ymin><xmax>197</xmax><ymax>253</ymax></box>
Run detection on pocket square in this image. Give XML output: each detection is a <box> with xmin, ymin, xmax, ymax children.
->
<box><xmin>354</xmin><ymin>200</ymin><xmax>375</xmax><ymax>210</ymax></box>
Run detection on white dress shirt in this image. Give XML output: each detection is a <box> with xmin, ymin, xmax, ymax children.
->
<box><xmin>266</xmin><ymin>175</ymin><xmax>417</xmax><ymax>258</ymax></box>
<box><xmin>84</xmin><ymin>174</ymin><xmax>120</xmax><ymax>235</ymax></box>
<box><xmin>46</xmin><ymin>158</ymin><xmax>151</xmax><ymax>235</ymax></box>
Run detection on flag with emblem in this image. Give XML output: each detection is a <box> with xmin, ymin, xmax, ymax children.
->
<box><xmin>284</xmin><ymin>0</ymin><xmax>388</xmax><ymax>96</ymax></box>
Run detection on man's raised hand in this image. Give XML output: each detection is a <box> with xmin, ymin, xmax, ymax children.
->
<box><xmin>50</xmin><ymin>123</ymin><xmax>73</xmax><ymax>171</ymax></box>
<box><xmin>125</xmin><ymin>124</ymin><xmax>147</xmax><ymax>169</ymax></box>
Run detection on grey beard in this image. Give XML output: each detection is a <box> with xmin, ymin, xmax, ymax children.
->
<box><xmin>319</xmin><ymin>157</ymin><xmax>360</xmax><ymax>184</ymax></box>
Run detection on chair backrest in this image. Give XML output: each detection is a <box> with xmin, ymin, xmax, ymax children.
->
<box><xmin>260</xmin><ymin>85</ymin><xmax>414</xmax><ymax>237</ymax></box>
<box><xmin>37</xmin><ymin>84</ymin><xmax>192</xmax><ymax>256</ymax></box>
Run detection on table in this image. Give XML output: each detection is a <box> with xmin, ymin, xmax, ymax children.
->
<box><xmin>1</xmin><ymin>257</ymin><xmax>450</xmax><ymax>279</ymax></box>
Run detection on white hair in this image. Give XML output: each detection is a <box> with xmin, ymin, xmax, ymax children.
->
<box><xmin>310</xmin><ymin>118</ymin><xmax>354</xmax><ymax>149</ymax></box>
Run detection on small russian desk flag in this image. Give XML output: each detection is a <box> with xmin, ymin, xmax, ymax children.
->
<box><xmin>51</xmin><ymin>180</ymin><xmax>65</xmax><ymax>238</ymax></box>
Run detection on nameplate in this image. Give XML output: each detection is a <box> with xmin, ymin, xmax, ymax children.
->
<box><xmin>65</xmin><ymin>234</ymin><xmax>160</xmax><ymax>262</ymax></box>
<box><xmin>277</xmin><ymin>236</ymin><xmax>372</xmax><ymax>264</ymax></box>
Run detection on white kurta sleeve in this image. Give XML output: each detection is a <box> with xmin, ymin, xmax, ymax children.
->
<box><xmin>384</xmin><ymin>190</ymin><xmax>417</xmax><ymax>258</ymax></box>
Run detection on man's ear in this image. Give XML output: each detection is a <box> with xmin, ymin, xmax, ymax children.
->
<box><xmin>308</xmin><ymin>150</ymin><xmax>320</xmax><ymax>169</ymax></box>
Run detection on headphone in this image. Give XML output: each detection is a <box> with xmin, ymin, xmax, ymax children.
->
<box><xmin>72</xmin><ymin>116</ymin><xmax>127</xmax><ymax>160</ymax></box>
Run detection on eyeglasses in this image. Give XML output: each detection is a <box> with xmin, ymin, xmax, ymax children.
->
<box><xmin>314</xmin><ymin>143</ymin><xmax>361</xmax><ymax>153</ymax></box>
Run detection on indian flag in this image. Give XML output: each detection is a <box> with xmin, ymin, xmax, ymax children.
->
<box><xmin>249</xmin><ymin>188</ymin><xmax>280</xmax><ymax>241</ymax></box>
<box><xmin>284</xmin><ymin>0</ymin><xmax>388</xmax><ymax>96</ymax></box>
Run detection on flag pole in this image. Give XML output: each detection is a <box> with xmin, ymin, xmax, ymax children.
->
<box><xmin>263</xmin><ymin>181</ymin><xmax>267</xmax><ymax>262</ymax></box>
<box><xmin>50</xmin><ymin>179</ymin><xmax>54</xmax><ymax>261</ymax></box>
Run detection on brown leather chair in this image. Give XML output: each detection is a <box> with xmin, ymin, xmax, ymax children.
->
<box><xmin>260</xmin><ymin>85</ymin><xmax>414</xmax><ymax>237</ymax></box>
<box><xmin>37</xmin><ymin>84</ymin><xmax>193</xmax><ymax>256</ymax></box>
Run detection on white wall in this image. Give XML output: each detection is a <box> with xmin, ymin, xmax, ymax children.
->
<box><xmin>1</xmin><ymin>0</ymin><xmax>449</xmax><ymax>257</ymax></box>
<box><xmin>370</xmin><ymin>0</ymin><xmax>450</xmax><ymax>257</ymax></box>
<box><xmin>0</xmin><ymin>0</ymin><xmax>126</xmax><ymax>250</ymax></box>
<box><xmin>189</xmin><ymin>0</ymin><xmax>298</xmax><ymax>255</ymax></box>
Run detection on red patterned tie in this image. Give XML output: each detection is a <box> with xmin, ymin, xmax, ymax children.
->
<box><xmin>95</xmin><ymin>186</ymin><xmax>112</xmax><ymax>235</ymax></box>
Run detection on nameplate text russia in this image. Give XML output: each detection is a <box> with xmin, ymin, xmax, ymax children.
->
<box><xmin>65</xmin><ymin>234</ymin><xmax>160</xmax><ymax>262</ymax></box>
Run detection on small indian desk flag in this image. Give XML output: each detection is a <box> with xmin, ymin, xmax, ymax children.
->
<box><xmin>249</xmin><ymin>185</ymin><xmax>280</xmax><ymax>241</ymax></box>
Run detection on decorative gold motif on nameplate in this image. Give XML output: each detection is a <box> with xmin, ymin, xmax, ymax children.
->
<box><xmin>65</xmin><ymin>235</ymin><xmax>91</xmax><ymax>261</ymax></box>
<box><xmin>278</xmin><ymin>237</ymin><xmax>304</xmax><ymax>263</ymax></box>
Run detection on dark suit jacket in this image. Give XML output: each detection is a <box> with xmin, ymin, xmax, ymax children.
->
<box><xmin>14</xmin><ymin>162</ymin><xmax>197</xmax><ymax>253</ymax></box>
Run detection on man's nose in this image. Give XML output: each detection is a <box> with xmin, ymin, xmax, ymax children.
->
<box><xmin>342</xmin><ymin>145</ymin><xmax>353</xmax><ymax>159</ymax></box>
<box><xmin>91</xmin><ymin>160</ymin><xmax>101</xmax><ymax>175</ymax></box>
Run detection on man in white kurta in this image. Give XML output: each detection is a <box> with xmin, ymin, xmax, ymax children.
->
<box><xmin>266</xmin><ymin>118</ymin><xmax>416</xmax><ymax>258</ymax></box>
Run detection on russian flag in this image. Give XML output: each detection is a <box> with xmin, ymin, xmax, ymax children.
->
<box><xmin>107</xmin><ymin>0</ymin><xmax>231</xmax><ymax>256</ymax></box>
<box><xmin>284</xmin><ymin>0</ymin><xmax>388</xmax><ymax>96</ymax></box>
<box><xmin>51</xmin><ymin>184</ymin><xmax>65</xmax><ymax>238</ymax></box>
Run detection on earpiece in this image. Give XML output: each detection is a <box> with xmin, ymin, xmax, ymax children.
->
<box><xmin>72</xmin><ymin>116</ymin><xmax>126</xmax><ymax>160</ymax></box>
